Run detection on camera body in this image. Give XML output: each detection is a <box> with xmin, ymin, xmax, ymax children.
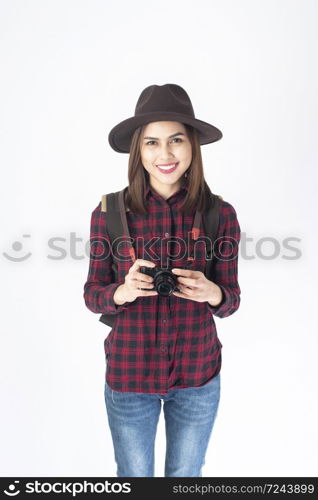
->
<box><xmin>139</xmin><ymin>266</ymin><xmax>182</xmax><ymax>297</ymax></box>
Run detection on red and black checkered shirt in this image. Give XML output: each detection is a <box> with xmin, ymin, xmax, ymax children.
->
<box><xmin>83</xmin><ymin>184</ymin><xmax>241</xmax><ymax>394</ymax></box>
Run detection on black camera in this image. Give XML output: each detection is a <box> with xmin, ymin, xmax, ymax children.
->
<box><xmin>139</xmin><ymin>266</ymin><xmax>181</xmax><ymax>297</ymax></box>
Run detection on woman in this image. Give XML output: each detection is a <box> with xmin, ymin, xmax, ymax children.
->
<box><xmin>83</xmin><ymin>83</ymin><xmax>241</xmax><ymax>477</ymax></box>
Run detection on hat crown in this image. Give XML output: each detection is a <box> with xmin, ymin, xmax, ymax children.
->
<box><xmin>135</xmin><ymin>83</ymin><xmax>195</xmax><ymax>118</ymax></box>
<box><xmin>108</xmin><ymin>83</ymin><xmax>222</xmax><ymax>153</ymax></box>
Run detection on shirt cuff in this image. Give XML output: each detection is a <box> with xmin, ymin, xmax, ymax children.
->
<box><xmin>103</xmin><ymin>283</ymin><xmax>130</xmax><ymax>314</ymax></box>
<box><xmin>207</xmin><ymin>285</ymin><xmax>229</xmax><ymax>316</ymax></box>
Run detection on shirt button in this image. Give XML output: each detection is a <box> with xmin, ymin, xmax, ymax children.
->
<box><xmin>163</xmin><ymin>319</ymin><xmax>166</xmax><ymax>323</ymax></box>
<box><xmin>160</xmin><ymin>344</ymin><xmax>167</xmax><ymax>353</ymax></box>
<box><xmin>164</xmin><ymin>232</ymin><xmax>169</xmax><ymax>238</ymax></box>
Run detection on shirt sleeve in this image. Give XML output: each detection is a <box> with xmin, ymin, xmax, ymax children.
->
<box><xmin>83</xmin><ymin>202</ymin><xmax>130</xmax><ymax>315</ymax></box>
<box><xmin>207</xmin><ymin>201</ymin><xmax>241</xmax><ymax>318</ymax></box>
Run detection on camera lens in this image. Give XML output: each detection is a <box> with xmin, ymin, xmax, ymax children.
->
<box><xmin>155</xmin><ymin>273</ymin><xmax>176</xmax><ymax>297</ymax></box>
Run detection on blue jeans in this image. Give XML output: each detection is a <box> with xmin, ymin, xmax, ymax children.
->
<box><xmin>104</xmin><ymin>373</ymin><xmax>221</xmax><ymax>477</ymax></box>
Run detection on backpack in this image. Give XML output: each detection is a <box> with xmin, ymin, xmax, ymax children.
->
<box><xmin>98</xmin><ymin>186</ymin><xmax>222</xmax><ymax>327</ymax></box>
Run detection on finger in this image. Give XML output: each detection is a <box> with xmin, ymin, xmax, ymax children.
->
<box><xmin>131</xmin><ymin>259</ymin><xmax>156</xmax><ymax>271</ymax></box>
<box><xmin>176</xmin><ymin>276</ymin><xmax>198</xmax><ymax>287</ymax></box>
<box><xmin>171</xmin><ymin>268</ymin><xmax>198</xmax><ymax>278</ymax></box>
<box><xmin>133</xmin><ymin>271</ymin><xmax>154</xmax><ymax>283</ymax></box>
<box><xmin>178</xmin><ymin>284</ymin><xmax>191</xmax><ymax>294</ymax></box>
<box><xmin>137</xmin><ymin>282</ymin><xmax>155</xmax><ymax>289</ymax></box>
<box><xmin>138</xmin><ymin>288</ymin><xmax>158</xmax><ymax>295</ymax></box>
<box><xmin>172</xmin><ymin>290</ymin><xmax>188</xmax><ymax>298</ymax></box>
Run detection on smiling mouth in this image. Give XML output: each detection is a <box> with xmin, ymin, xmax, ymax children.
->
<box><xmin>156</xmin><ymin>162</ymin><xmax>179</xmax><ymax>173</ymax></box>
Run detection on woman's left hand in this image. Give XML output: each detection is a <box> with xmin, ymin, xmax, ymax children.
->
<box><xmin>171</xmin><ymin>268</ymin><xmax>222</xmax><ymax>305</ymax></box>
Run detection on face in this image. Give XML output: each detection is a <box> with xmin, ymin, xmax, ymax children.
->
<box><xmin>140</xmin><ymin>121</ymin><xmax>192</xmax><ymax>197</ymax></box>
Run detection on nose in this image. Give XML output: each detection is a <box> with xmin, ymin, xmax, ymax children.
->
<box><xmin>157</xmin><ymin>142</ymin><xmax>175</xmax><ymax>162</ymax></box>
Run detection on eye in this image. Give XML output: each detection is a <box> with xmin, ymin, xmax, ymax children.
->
<box><xmin>145</xmin><ymin>138</ymin><xmax>183</xmax><ymax>146</ymax></box>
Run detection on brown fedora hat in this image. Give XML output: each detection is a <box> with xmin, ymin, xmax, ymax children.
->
<box><xmin>108</xmin><ymin>83</ymin><xmax>223</xmax><ymax>153</ymax></box>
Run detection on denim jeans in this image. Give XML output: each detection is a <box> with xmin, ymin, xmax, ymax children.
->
<box><xmin>104</xmin><ymin>373</ymin><xmax>221</xmax><ymax>477</ymax></box>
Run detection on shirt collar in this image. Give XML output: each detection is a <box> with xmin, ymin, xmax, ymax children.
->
<box><xmin>145</xmin><ymin>182</ymin><xmax>188</xmax><ymax>203</ymax></box>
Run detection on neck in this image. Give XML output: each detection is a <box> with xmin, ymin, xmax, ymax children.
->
<box><xmin>149</xmin><ymin>179</ymin><xmax>186</xmax><ymax>200</ymax></box>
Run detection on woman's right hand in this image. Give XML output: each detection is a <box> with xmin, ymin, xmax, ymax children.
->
<box><xmin>113</xmin><ymin>259</ymin><xmax>158</xmax><ymax>304</ymax></box>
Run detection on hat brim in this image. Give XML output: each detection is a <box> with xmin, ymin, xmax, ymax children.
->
<box><xmin>108</xmin><ymin>111</ymin><xmax>222</xmax><ymax>153</ymax></box>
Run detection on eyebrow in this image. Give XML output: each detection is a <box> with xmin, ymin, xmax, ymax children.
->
<box><xmin>143</xmin><ymin>132</ymin><xmax>186</xmax><ymax>140</ymax></box>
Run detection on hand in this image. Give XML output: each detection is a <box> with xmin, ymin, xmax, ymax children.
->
<box><xmin>115</xmin><ymin>259</ymin><xmax>159</xmax><ymax>304</ymax></box>
<box><xmin>171</xmin><ymin>268</ymin><xmax>222</xmax><ymax>304</ymax></box>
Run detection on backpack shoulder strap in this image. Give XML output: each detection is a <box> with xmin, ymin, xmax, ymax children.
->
<box><xmin>100</xmin><ymin>187</ymin><xmax>130</xmax><ymax>239</ymax></box>
<box><xmin>99</xmin><ymin>187</ymin><xmax>129</xmax><ymax>328</ymax></box>
<box><xmin>202</xmin><ymin>193</ymin><xmax>222</xmax><ymax>280</ymax></box>
<box><xmin>101</xmin><ymin>194</ymin><xmax>107</xmax><ymax>212</ymax></box>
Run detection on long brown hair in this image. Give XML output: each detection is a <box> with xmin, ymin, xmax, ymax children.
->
<box><xmin>125</xmin><ymin>123</ymin><xmax>215</xmax><ymax>215</ymax></box>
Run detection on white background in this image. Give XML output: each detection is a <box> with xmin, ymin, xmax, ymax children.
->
<box><xmin>1</xmin><ymin>0</ymin><xmax>317</xmax><ymax>477</ymax></box>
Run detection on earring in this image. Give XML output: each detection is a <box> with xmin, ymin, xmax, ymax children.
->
<box><xmin>184</xmin><ymin>172</ymin><xmax>188</xmax><ymax>178</ymax></box>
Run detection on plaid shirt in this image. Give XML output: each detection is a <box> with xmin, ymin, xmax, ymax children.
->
<box><xmin>83</xmin><ymin>184</ymin><xmax>241</xmax><ymax>394</ymax></box>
